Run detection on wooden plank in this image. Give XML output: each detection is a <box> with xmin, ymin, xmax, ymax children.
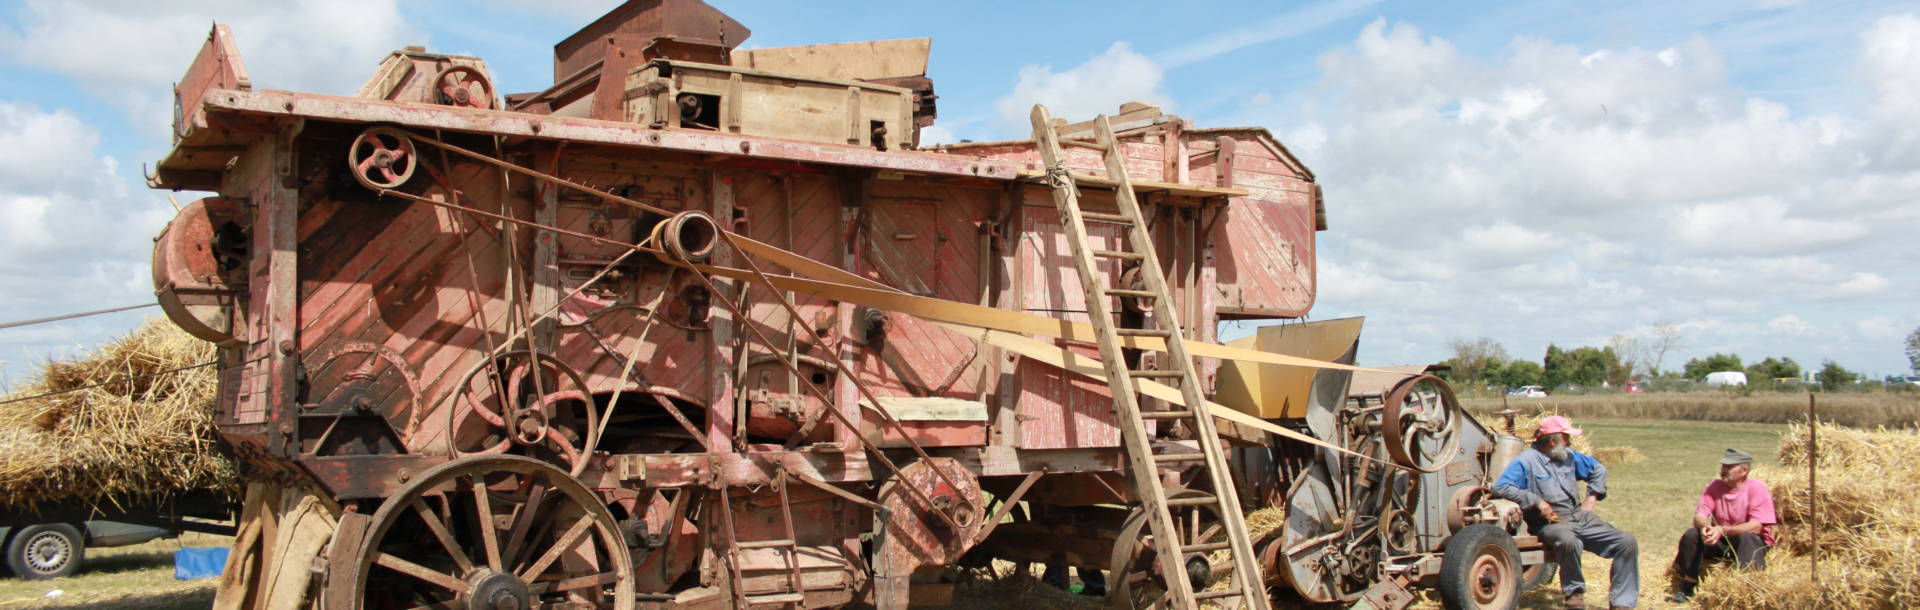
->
<box><xmin>1015</xmin><ymin>168</ymin><xmax>1244</xmax><ymax>199</ymax></box>
<box><xmin>730</xmin><ymin>38</ymin><xmax>931</xmax><ymax>81</ymax></box>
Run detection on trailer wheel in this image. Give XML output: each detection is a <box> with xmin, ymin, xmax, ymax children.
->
<box><xmin>6</xmin><ymin>523</ymin><xmax>83</xmax><ymax>580</ymax></box>
<box><xmin>1438</xmin><ymin>524</ymin><xmax>1519</xmax><ymax>610</ymax></box>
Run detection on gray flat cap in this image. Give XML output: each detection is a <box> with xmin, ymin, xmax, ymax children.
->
<box><xmin>1720</xmin><ymin>448</ymin><xmax>1754</xmax><ymax>466</ymax></box>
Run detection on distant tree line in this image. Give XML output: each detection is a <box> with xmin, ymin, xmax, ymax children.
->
<box><xmin>1435</xmin><ymin>321</ymin><xmax>1890</xmax><ymax>393</ymax></box>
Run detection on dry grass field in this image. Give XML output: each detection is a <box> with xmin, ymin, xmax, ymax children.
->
<box><xmin>8</xmin><ymin>392</ymin><xmax>1901</xmax><ymax>608</ymax></box>
<box><xmin>1465</xmin><ymin>390</ymin><xmax>1920</xmax><ymax>428</ymax></box>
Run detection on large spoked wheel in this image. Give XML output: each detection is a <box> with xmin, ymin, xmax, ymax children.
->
<box><xmin>1381</xmin><ymin>374</ymin><xmax>1464</xmax><ymax>472</ymax></box>
<box><xmin>1107</xmin><ymin>489</ymin><xmax>1236</xmax><ymax>609</ymax></box>
<box><xmin>1438</xmin><ymin>524</ymin><xmax>1519</xmax><ymax>610</ymax></box>
<box><xmin>342</xmin><ymin>455</ymin><xmax>634</xmax><ymax>610</ymax></box>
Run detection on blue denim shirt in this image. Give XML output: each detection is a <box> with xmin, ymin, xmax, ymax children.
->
<box><xmin>1493</xmin><ymin>447</ymin><xmax>1609</xmax><ymax>515</ymax></box>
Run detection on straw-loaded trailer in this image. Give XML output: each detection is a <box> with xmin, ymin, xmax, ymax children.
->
<box><xmin>147</xmin><ymin>2</ymin><xmax>1550</xmax><ymax>608</ymax></box>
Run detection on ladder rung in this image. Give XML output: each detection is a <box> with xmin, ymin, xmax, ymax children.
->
<box><xmin>1128</xmin><ymin>369</ymin><xmax>1186</xmax><ymax>379</ymax></box>
<box><xmin>745</xmin><ymin>592</ymin><xmax>807</xmax><ymax>604</ymax></box>
<box><xmin>737</xmin><ymin>540</ymin><xmax>796</xmax><ymax>549</ymax></box>
<box><xmin>1181</xmin><ymin>541</ymin><xmax>1231</xmax><ymax>554</ymax></box>
<box><xmin>1114</xmin><ymin>328</ymin><xmax>1170</xmax><ymax>337</ymax></box>
<box><xmin>1154</xmin><ymin>453</ymin><xmax>1206</xmax><ymax>463</ymax></box>
<box><xmin>1194</xmin><ymin>589</ymin><xmax>1244</xmax><ymax>600</ymax></box>
<box><xmin>1091</xmin><ymin>249</ymin><xmax>1144</xmax><ymax>261</ymax></box>
<box><xmin>1081</xmin><ymin>211</ymin><xmax>1134</xmax><ymax>224</ymax></box>
<box><xmin>1166</xmin><ymin>495</ymin><xmax>1219</xmax><ymax>508</ymax></box>
<box><xmin>1141</xmin><ymin>410</ymin><xmax>1193</xmax><ymax>420</ymax></box>
<box><xmin>1061</xmin><ymin>139</ymin><xmax>1109</xmax><ymax>152</ymax></box>
<box><xmin>1105</xmin><ymin>288</ymin><xmax>1158</xmax><ymax>298</ymax></box>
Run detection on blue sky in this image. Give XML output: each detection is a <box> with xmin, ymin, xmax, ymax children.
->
<box><xmin>2</xmin><ymin>0</ymin><xmax>1917</xmax><ymax>390</ymax></box>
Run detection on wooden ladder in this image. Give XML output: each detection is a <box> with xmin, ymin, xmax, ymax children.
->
<box><xmin>1028</xmin><ymin>105</ymin><xmax>1270</xmax><ymax>610</ymax></box>
<box><xmin>718</xmin><ymin>470</ymin><xmax>807</xmax><ymax>608</ymax></box>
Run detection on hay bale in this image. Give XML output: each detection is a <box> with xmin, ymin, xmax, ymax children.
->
<box><xmin>1692</xmin><ymin>423</ymin><xmax>1920</xmax><ymax>609</ymax></box>
<box><xmin>1470</xmin><ymin>409</ymin><xmax>1594</xmax><ymax>454</ymax></box>
<box><xmin>1588</xmin><ymin>445</ymin><xmax>1645</xmax><ymax>465</ymax></box>
<box><xmin>0</xmin><ymin>319</ymin><xmax>236</xmax><ymax>509</ymax></box>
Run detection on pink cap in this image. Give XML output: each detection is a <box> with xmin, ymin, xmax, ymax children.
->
<box><xmin>1534</xmin><ymin>415</ymin><xmax>1583</xmax><ymax>437</ymax></box>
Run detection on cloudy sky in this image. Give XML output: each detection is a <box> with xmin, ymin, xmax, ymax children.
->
<box><xmin>0</xmin><ymin>0</ymin><xmax>1915</xmax><ymax>389</ymax></box>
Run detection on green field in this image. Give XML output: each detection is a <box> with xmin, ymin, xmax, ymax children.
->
<box><xmin>1506</xmin><ymin>418</ymin><xmax>1787</xmax><ymax>609</ymax></box>
<box><xmin>0</xmin><ymin>418</ymin><xmax>1790</xmax><ymax>609</ymax></box>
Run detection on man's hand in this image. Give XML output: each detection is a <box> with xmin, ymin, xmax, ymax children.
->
<box><xmin>1537</xmin><ymin>500</ymin><xmax>1558</xmax><ymax>522</ymax></box>
<box><xmin>1579</xmin><ymin>495</ymin><xmax>1597</xmax><ymax>514</ymax></box>
<box><xmin>1702</xmin><ymin>525</ymin><xmax>1723</xmax><ymax>546</ymax></box>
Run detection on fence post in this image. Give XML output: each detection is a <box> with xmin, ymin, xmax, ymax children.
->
<box><xmin>1808</xmin><ymin>392</ymin><xmax>1818</xmax><ymax>590</ymax></box>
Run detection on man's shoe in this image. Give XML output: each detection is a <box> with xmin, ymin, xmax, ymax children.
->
<box><xmin>1666</xmin><ymin>581</ymin><xmax>1695</xmax><ymax>603</ymax></box>
<box><xmin>1563</xmin><ymin>592</ymin><xmax>1585</xmax><ymax>609</ymax></box>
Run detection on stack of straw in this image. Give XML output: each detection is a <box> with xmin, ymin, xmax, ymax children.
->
<box><xmin>0</xmin><ymin>319</ymin><xmax>236</xmax><ymax>509</ymax></box>
<box><xmin>1692</xmin><ymin>423</ymin><xmax>1920</xmax><ymax>609</ymax></box>
<box><xmin>1472</xmin><ymin>409</ymin><xmax>1594</xmax><ymax>454</ymax></box>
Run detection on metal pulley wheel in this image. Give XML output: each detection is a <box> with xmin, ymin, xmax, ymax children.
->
<box><xmin>648</xmin><ymin>211</ymin><xmax>720</xmax><ymax>265</ymax></box>
<box><xmin>1380</xmin><ymin>374</ymin><xmax>1465</xmax><ymax>473</ymax></box>
<box><xmin>348</xmin><ymin>127</ymin><xmax>419</xmax><ymax>190</ymax></box>
<box><xmin>333</xmin><ymin>454</ymin><xmax>635</xmax><ymax>610</ymax></box>
<box><xmin>450</xmin><ymin>351</ymin><xmax>599</xmax><ymax>469</ymax></box>
<box><xmin>1277</xmin><ymin>471</ymin><xmax>1364</xmax><ymax>604</ymax></box>
<box><xmin>311</xmin><ymin>342</ymin><xmax>426</xmax><ymax>436</ymax></box>
<box><xmin>434</xmin><ymin>65</ymin><xmax>495</xmax><ymax>110</ymax></box>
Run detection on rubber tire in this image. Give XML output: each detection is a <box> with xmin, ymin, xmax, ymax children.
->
<box><xmin>1438</xmin><ymin>523</ymin><xmax>1519</xmax><ymax>610</ymax></box>
<box><xmin>6</xmin><ymin>523</ymin><xmax>84</xmax><ymax>580</ymax></box>
<box><xmin>1520</xmin><ymin>561</ymin><xmax>1557</xmax><ymax>592</ymax></box>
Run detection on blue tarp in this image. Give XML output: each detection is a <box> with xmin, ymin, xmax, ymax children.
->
<box><xmin>173</xmin><ymin>546</ymin><xmax>229</xmax><ymax>580</ymax></box>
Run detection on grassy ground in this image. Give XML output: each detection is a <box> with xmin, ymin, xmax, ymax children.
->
<box><xmin>0</xmin><ymin>531</ymin><xmax>224</xmax><ymax>609</ymax></box>
<box><xmin>2</xmin><ymin>418</ymin><xmax>1790</xmax><ymax>609</ymax></box>
<box><xmin>1502</xmin><ymin>417</ymin><xmax>1787</xmax><ymax>610</ymax></box>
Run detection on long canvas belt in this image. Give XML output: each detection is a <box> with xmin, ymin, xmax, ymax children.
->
<box><xmin>703</xmin><ymin>238</ymin><xmax>1403</xmax><ymax>466</ymax></box>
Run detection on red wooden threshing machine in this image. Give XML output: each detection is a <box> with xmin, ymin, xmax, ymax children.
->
<box><xmin>148</xmin><ymin>2</ymin><xmax>1550</xmax><ymax>608</ymax></box>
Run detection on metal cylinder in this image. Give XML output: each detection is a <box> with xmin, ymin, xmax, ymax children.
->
<box><xmin>649</xmin><ymin>210</ymin><xmax>719</xmax><ymax>264</ymax></box>
<box><xmin>1489</xmin><ymin>434</ymin><xmax>1526</xmax><ymax>480</ymax></box>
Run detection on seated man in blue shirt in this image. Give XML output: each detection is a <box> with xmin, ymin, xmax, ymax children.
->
<box><xmin>1493</xmin><ymin>415</ymin><xmax>1639</xmax><ymax>609</ymax></box>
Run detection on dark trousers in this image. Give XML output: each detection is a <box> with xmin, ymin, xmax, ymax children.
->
<box><xmin>1671</xmin><ymin>527</ymin><xmax>1769</xmax><ymax>581</ymax></box>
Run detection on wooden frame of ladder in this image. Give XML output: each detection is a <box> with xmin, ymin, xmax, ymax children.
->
<box><xmin>1029</xmin><ymin>105</ymin><xmax>1270</xmax><ymax>610</ymax></box>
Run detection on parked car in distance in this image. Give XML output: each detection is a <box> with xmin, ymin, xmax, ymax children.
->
<box><xmin>1622</xmin><ymin>381</ymin><xmax>1645</xmax><ymax>393</ymax></box>
<box><xmin>1704</xmin><ymin>371</ymin><xmax>1749</xmax><ymax>387</ymax></box>
<box><xmin>1509</xmin><ymin>385</ymin><xmax>1548</xmax><ymax>398</ymax></box>
<box><xmin>0</xmin><ymin>521</ymin><xmax>176</xmax><ymax>579</ymax></box>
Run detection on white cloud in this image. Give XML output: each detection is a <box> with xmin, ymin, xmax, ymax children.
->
<box><xmin>918</xmin><ymin>125</ymin><xmax>957</xmax><ymax>147</ymax></box>
<box><xmin>1670</xmin><ymin>197</ymin><xmax>1867</xmax><ymax>256</ymax></box>
<box><xmin>1856</xmin><ymin>316</ymin><xmax>1905</xmax><ymax>340</ymax></box>
<box><xmin>1157</xmin><ymin>0</ymin><xmax>1383</xmax><ymax>68</ymax></box>
<box><xmin>0</xmin><ymin>0</ymin><xmax>425</xmax><ymax>133</ymax></box>
<box><xmin>994</xmin><ymin>42</ymin><xmax>1171</xmax><ymax>131</ymax></box>
<box><xmin>1834</xmin><ymin>272</ymin><xmax>1890</xmax><ymax>296</ymax></box>
<box><xmin>1273</xmin><ymin>17</ymin><xmax>1920</xmax><ymax>373</ymax></box>
<box><xmin>1768</xmin><ymin>314</ymin><xmax>1810</xmax><ymax>336</ymax></box>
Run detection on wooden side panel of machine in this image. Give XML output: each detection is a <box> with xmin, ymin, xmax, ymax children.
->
<box><xmin>1205</xmin><ymin>133</ymin><xmax>1316</xmax><ymax>318</ymax></box>
<box><xmin>851</xmin><ymin>180</ymin><xmax>992</xmax><ymax>401</ymax></box>
<box><xmin>1012</xmin><ymin>199</ymin><xmax>1123</xmax><ymax>450</ymax></box>
<box><xmin>294</xmin><ymin>158</ymin><xmax>524</xmax><ymax>453</ymax></box>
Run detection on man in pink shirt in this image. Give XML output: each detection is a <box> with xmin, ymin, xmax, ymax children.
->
<box><xmin>1665</xmin><ymin>448</ymin><xmax>1776</xmax><ymax>603</ymax></box>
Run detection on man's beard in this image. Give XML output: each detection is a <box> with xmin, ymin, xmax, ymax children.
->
<box><xmin>1548</xmin><ymin>445</ymin><xmax>1571</xmax><ymax>461</ymax></box>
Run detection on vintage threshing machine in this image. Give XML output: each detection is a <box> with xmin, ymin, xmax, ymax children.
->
<box><xmin>148</xmin><ymin>2</ymin><xmax>1549</xmax><ymax>608</ymax></box>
